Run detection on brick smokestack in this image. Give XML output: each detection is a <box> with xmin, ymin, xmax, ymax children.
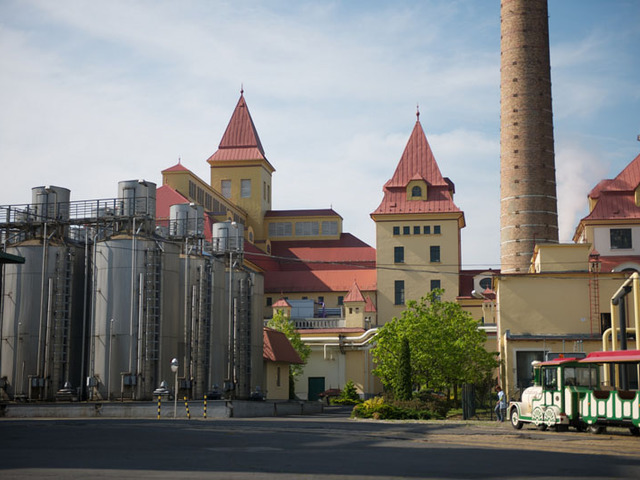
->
<box><xmin>500</xmin><ymin>0</ymin><xmax>558</xmax><ymax>273</ymax></box>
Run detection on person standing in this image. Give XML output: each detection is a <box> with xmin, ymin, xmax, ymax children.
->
<box><xmin>495</xmin><ymin>386</ymin><xmax>506</xmax><ymax>422</ymax></box>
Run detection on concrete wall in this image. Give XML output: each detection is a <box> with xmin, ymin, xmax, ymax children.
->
<box><xmin>0</xmin><ymin>400</ymin><xmax>323</xmax><ymax>419</ymax></box>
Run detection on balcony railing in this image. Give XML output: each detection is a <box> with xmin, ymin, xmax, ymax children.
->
<box><xmin>264</xmin><ymin>317</ymin><xmax>344</xmax><ymax>329</ymax></box>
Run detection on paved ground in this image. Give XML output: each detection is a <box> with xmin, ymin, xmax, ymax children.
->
<box><xmin>1</xmin><ymin>409</ymin><xmax>639</xmax><ymax>479</ymax></box>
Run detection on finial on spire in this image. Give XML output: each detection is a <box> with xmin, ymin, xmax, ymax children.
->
<box><xmin>178</xmin><ymin>156</ymin><xmax>181</xmax><ymax>164</ymax></box>
<box><xmin>416</xmin><ymin>103</ymin><xmax>420</xmax><ymax>120</ymax></box>
<box><xmin>240</xmin><ymin>83</ymin><xmax>244</xmax><ymax>96</ymax></box>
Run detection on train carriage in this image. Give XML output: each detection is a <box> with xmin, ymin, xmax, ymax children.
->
<box><xmin>509</xmin><ymin>349</ymin><xmax>640</xmax><ymax>435</ymax></box>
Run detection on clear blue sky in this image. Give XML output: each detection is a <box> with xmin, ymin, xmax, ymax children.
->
<box><xmin>1</xmin><ymin>0</ymin><xmax>638</xmax><ymax>268</ymax></box>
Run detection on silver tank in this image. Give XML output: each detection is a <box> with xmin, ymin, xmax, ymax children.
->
<box><xmin>211</xmin><ymin>221</ymin><xmax>244</xmax><ymax>254</ymax></box>
<box><xmin>117</xmin><ymin>180</ymin><xmax>156</xmax><ymax>218</ymax></box>
<box><xmin>90</xmin><ymin>234</ymin><xmax>178</xmax><ymax>400</ymax></box>
<box><xmin>0</xmin><ymin>239</ymin><xmax>85</xmax><ymax>401</ymax></box>
<box><xmin>176</xmin><ymin>252</ymin><xmax>209</xmax><ymax>398</ymax></box>
<box><xmin>170</xmin><ymin>203</ymin><xmax>204</xmax><ymax>238</ymax></box>
<box><xmin>31</xmin><ymin>185</ymin><xmax>71</xmax><ymax>222</ymax></box>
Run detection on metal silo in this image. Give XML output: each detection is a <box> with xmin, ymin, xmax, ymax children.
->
<box><xmin>116</xmin><ymin>180</ymin><xmax>156</xmax><ymax>235</ymax></box>
<box><xmin>90</xmin><ymin>234</ymin><xmax>168</xmax><ymax>401</ymax></box>
<box><xmin>0</xmin><ymin>239</ymin><xmax>86</xmax><ymax>401</ymax></box>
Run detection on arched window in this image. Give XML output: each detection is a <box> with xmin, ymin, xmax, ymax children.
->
<box><xmin>411</xmin><ymin>186</ymin><xmax>422</xmax><ymax>197</ymax></box>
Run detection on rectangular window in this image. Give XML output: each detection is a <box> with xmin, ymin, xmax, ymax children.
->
<box><xmin>393</xmin><ymin>226</ymin><xmax>400</xmax><ymax>235</ymax></box>
<box><xmin>337</xmin><ymin>296</ymin><xmax>344</xmax><ymax>306</ymax></box>
<box><xmin>221</xmin><ymin>180</ymin><xmax>231</xmax><ymax>198</ymax></box>
<box><xmin>394</xmin><ymin>246</ymin><xmax>404</xmax><ymax>263</ymax></box>
<box><xmin>430</xmin><ymin>245</ymin><xmax>441</xmax><ymax>263</ymax></box>
<box><xmin>266</xmin><ymin>297</ymin><xmax>272</xmax><ymax>307</ymax></box>
<box><xmin>413</xmin><ymin>226</ymin><xmax>420</xmax><ymax>235</ymax></box>
<box><xmin>276</xmin><ymin>366</ymin><xmax>281</xmax><ymax>387</ymax></box>
<box><xmin>430</xmin><ymin>279</ymin><xmax>441</xmax><ymax>291</ymax></box>
<box><xmin>423</xmin><ymin>225</ymin><xmax>431</xmax><ymax>235</ymax></box>
<box><xmin>241</xmin><ymin>179</ymin><xmax>251</xmax><ymax>198</ymax></box>
<box><xmin>295</xmin><ymin>221</ymin><xmax>319</xmax><ymax>236</ymax></box>
<box><xmin>434</xmin><ymin>225</ymin><xmax>441</xmax><ymax>234</ymax></box>
<box><xmin>394</xmin><ymin>280</ymin><xmax>405</xmax><ymax>305</ymax></box>
<box><xmin>263</xmin><ymin>181</ymin><xmax>267</xmax><ymax>201</ymax></box>
<box><xmin>318</xmin><ymin>296</ymin><xmax>324</xmax><ymax>304</ymax></box>
<box><xmin>403</xmin><ymin>226</ymin><xmax>410</xmax><ymax>235</ymax></box>
<box><xmin>321</xmin><ymin>221</ymin><xmax>338</xmax><ymax>236</ymax></box>
<box><xmin>268</xmin><ymin>222</ymin><xmax>292</xmax><ymax>237</ymax></box>
<box><xmin>610</xmin><ymin>228</ymin><xmax>632</xmax><ymax>249</ymax></box>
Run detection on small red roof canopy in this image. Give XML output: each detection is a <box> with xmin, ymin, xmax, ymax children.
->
<box><xmin>263</xmin><ymin>328</ymin><xmax>303</xmax><ymax>364</ymax></box>
<box><xmin>580</xmin><ymin>349</ymin><xmax>640</xmax><ymax>364</ymax></box>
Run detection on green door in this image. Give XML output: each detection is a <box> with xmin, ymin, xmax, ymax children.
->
<box><xmin>308</xmin><ymin>377</ymin><xmax>325</xmax><ymax>401</ymax></box>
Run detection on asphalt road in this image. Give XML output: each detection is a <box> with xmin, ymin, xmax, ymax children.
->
<box><xmin>1</xmin><ymin>409</ymin><xmax>639</xmax><ymax>479</ymax></box>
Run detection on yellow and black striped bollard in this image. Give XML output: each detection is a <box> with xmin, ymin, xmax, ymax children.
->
<box><xmin>204</xmin><ymin>394</ymin><xmax>207</xmax><ymax>419</ymax></box>
<box><xmin>157</xmin><ymin>395</ymin><xmax>161</xmax><ymax>420</ymax></box>
<box><xmin>184</xmin><ymin>396</ymin><xmax>191</xmax><ymax>420</ymax></box>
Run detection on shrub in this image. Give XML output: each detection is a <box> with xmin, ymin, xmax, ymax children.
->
<box><xmin>351</xmin><ymin>396</ymin><xmax>441</xmax><ymax>420</ymax></box>
<box><xmin>330</xmin><ymin>380</ymin><xmax>361</xmax><ymax>405</ymax></box>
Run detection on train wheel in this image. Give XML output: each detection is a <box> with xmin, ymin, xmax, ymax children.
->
<box><xmin>629</xmin><ymin>426</ymin><xmax>640</xmax><ymax>437</ymax></box>
<box><xmin>575</xmin><ymin>422</ymin><xmax>587</xmax><ymax>432</ymax></box>
<box><xmin>555</xmin><ymin>425</ymin><xmax>569</xmax><ymax>432</ymax></box>
<box><xmin>588</xmin><ymin>425</ymin><xmax>606</xmax><ymax>434</ymax></box>
<box><xmin>510</xmin><ymin>408</ymin><xmax>523</xmax><ymax>430</ymax></box>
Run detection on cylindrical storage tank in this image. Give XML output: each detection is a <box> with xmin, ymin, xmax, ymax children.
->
<box><xmin>90</xmin><ymin>234</ymin><xmax>168</xmax><ymax>401</ymax></box>
<box><xmin>211</xmin><ymin>221</ymin><xmax>244</xmax><ymax>255</ymax></box>
<box><xmin>175</xmin><ymin>252</ymin><xmax>212</xmax><ymax>399</ymax></box>
<box><xmin>117</xmin><ymin>180</ymin><xmax>156</xmax><ymax>218</ymax></box>
<box><xmin>0</xmin><ymin>240</ymin><xmax>86</xmax><ymax>401</ymax></box>
<box><xmin>31</xmin><ymin>186</ymin><xmax>71</xmax><ymax>222</ymax></box>
<box><xmin>170</xmin><ymin>203</ymin><xmax>204</xmax><ymax>238</ymax></box>
<box><xmin>208</xmin><ymin>257</ymin><xmax>228</xmax><ymax>393</ymax></box>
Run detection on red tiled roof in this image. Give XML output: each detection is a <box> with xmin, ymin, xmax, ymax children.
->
<box><xmin>206</xmin><ymin>92</ymin><xmax>274</xmax><ymax>172</ymax></box>
<box><xmin>371</xmin><ymin>119</ymin><xmax>462</xmax><ymax>217</ymax></box>
<box><xmin>344</xmin><ymin>280</ymin><xmax>365</xmax><ymax>303</ymax></box>
<box><xmin>272</xmin><ymin>298</ymin><xmax>291</xmax><ymax>308</ymax></box>
<box><xmin>162</xmin><ymin>162</ymin><xmax>190</xmax><ymax>173</ymax></box>
<box><xmin>364</xmin><ymin>295</ymin><xmax>377</xmax><ymax>312</ymax></box>
<box><xmin>590</xmin><ymin>153</ymin><xmax>640</xmax><ymax>197</ymax></box>
<box><xmin>581</xmin><ymin>154</ymin><xmax>640</xmax><ymax>223</ymax></box>
<box><xmin>263</xmin><ymin>328</ymin><xmax>303</xmax><ymax>364</ymax></box>
<box><xmin>269</xmin><ymin>234</ymin><xmax>375</xmax><ymax>269</ymax></box>
<box><xmin>264</xmin><ymin>269</ymin><xmax>376</xmax><ymax>294</ymax></box>
<box><xmin>597</xmin><ymin>255</ymin><xmax>640</xmax><ymax>272</ymax></box>
<box><xmin>265</xmin><ymin>209</ymin><xmax>342</xmax><ymax>219</ymax></box>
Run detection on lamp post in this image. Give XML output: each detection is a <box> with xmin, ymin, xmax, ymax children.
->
<box><xmin>171</xmin><ymin>358</ymin><xmax>179</xmax><ymax>418</ymax></box>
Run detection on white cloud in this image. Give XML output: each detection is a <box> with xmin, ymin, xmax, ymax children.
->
<box><xmin>556</xmin><ymin>139</ymin><xmax>609</xmax><ymax>243</ymax></box>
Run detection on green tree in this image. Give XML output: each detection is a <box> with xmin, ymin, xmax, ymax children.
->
<box><xmin>398</xmin><ymin>337</ymin><xmax>412</xmax><ymax>400</ymax></box>
<box><xmin>267</xmin><ymin>310</ymin><xmax>311</xmax><ymax>398</ymax></box>
<box><xmin>372</xmin><ymin>290</ymin><xmax>497</xmax><ymax>398</ymax></box>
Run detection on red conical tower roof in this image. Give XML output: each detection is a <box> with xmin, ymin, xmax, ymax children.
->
<box><xmin>344</xmin><ymin>280</ymin><xmax>365</xmax><ymax>303</ymax></box>
<box><xmin>207</xmin><ymin>90</ymin><xmax>273</xmax><ymax>170</ymax></box>
<box><xmin>371</xmin><ymin>114</ymin><xmax>461</xmax><ymax>217</ymax></box>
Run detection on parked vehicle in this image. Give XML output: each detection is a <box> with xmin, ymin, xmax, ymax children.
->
<box><xmin>508</xmin><ymin>349</ymin><xmax>640</xmax><ymax>435</ymax></box>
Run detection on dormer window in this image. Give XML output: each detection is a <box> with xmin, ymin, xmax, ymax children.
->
<box><xmin>407</xmin><ymin>180</ymin><xmax>427</xmax><ymax>201</ymax></box>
